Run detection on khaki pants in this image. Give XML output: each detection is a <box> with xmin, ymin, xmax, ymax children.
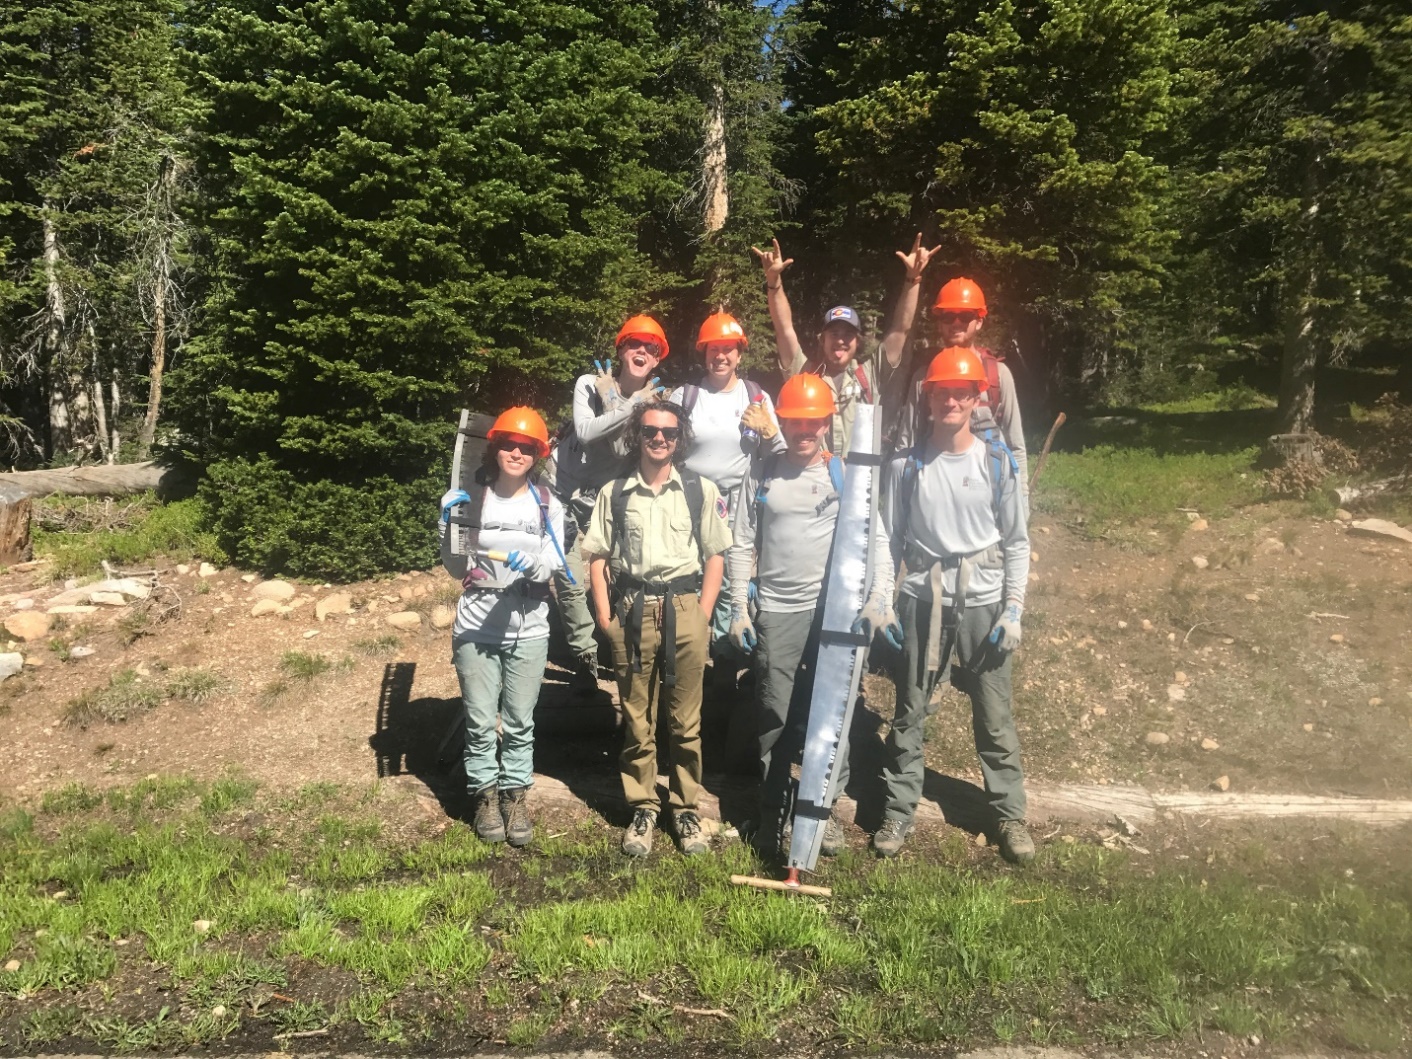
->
<box><xmin>606</xmin><ymin>592</ymin><xmax>710</xmax><ymax>811</ymax></box>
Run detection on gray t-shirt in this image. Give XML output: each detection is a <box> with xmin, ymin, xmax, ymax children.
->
<box><xmin>883</xmin><ymin>437</ymin><xmax>1029</xmax><ymax>607</ymax></box>
<box><xmin>449</xmin><ymin>487</ymin><xmax>565</xmax><ymax>644</ymax></box>
<box><xmin>730</xmin><ymin>455</ymin><xmax>894</xmax><ymax>614</ymax></box>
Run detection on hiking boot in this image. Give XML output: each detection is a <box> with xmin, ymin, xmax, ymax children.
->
<box><xmin>471</xmin><ymin>785</ymin><xmax>506</xmax><ymax>843</ymax></box>
<box><xmin>872</xmin><ymin>818</ymin><xmax>912</xmax><ymax>858</ymax></box>
<box><xmin>675</xmin><ymin>810</ymin><xmax>710</xmax><ymax>856</ymax></box>
<box><xmin>622</xmin><ymin>808</ymin><xmax>658</xmax><ymax>857</ymax></box>
<box><xmin>997</xmin><ymin>819</ymin><xmax>1036</xmax><ymax>865</ymax></box>
<box><xmin>573</xmin><ymin>649</ymin><xmax>599</xmax><ymax>693</ymax></box>
<box><xmin>820</xmin><ymin>811</ymin><xmax>845</xmax><ymax>857</ymax></box>
<box><xmin>499</xmin><ymin>786</ymin><xmax>533</xmax><ymax>848</ymax></box>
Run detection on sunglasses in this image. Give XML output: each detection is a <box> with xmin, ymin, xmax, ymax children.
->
<box><xmin>494</xmin><ymin>439</ymin><xmax>534</xmax><ymax>455</ymax></box>
<box><xmin>935</xmin><ymin>311</ymin><xmax>979</xmax><ymax>324</ymax></box>
<box><xmin>927</xmin><ymin>385</ymin><xmax>980</xmax><ymax>402</ymax></box>
<box><xmin>640</xmin><ymin>425</ymin><xmax>681</xmax><ymax>442</ymax></box>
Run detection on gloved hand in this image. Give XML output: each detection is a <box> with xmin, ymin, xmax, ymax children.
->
<box><xmin>504</xmin><ymin>550</ymin><xmax>542</xmax><ymax>577</ymax></box>
<box><xmin>631</xmin><ymin>377</ymin><xmax>668</xmax><ymax>404</ymax></box>
<box><xmin>440</xmin><ymin>488</ymin><xmax>471</xmax><ymax>522</ymax></box>
<box><xmin>728</xmin><ymin>610</ymin><xmax>757</xmax><ymax>654</ymax></box>
<box><xmin>593</xmin><ymin>360</ymin><xmax>617</xmax><ymax>404</ymax></box>
<box><xmin>988</xmin><ymin>601</ymin><xmax>1023</xmax><ymax>653</ymax></box>
<box><xmin>740</xmin><ymin>400</ymin><xmax>779</xmax><ymax>440</ymax></box>
<box><xmin>852</xmin><ymin>592</ymin><xmax>902</xmax><ymax>650</ymax></box>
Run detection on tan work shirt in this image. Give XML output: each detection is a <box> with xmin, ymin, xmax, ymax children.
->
<box><xmin>581</xmin><ymin>466</ymin><xmax>733</xmax><ymax>582</ymax></box>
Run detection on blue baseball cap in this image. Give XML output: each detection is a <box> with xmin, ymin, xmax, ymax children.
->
<box><xmin>822</xmin><ymin>305</ymin><xmax>862</xmax><ymax>331</ymax></box>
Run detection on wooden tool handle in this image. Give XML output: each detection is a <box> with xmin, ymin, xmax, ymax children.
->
<box><xmin>483</xmin><ymin>549</ymin><xmax>509</xmax><ymax>562</ymax></box>
<box><xmin>730</xmin><ymin>874</ymin><xmax>833</xmax><ymax>897</ymax></box>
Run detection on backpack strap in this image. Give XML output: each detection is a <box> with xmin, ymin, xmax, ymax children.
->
<box><xmin>680</xmin><ymin>384</ymin><xmax>699</xmax><ymax>418</ymax></box>
<box><xmin>608</xmin><ymin>477</ymin><xmax>632</xmax><ymax>568</ymax></box>
<box><xmin>826</xmin><ymin>454</ymin><xmax>844</xmax><ymax>495</ymax></box>
<box><xmin>978</xmin><ymin>348</ymin><xmax>1004</xmax><ymax>423</ymax></box>
<box><xmin>743</xmin><ymin>379</ymin><xmax>764</xmax><ymax>402</ymax></box>
<box><xmin>852</xmin><ymin>364</ymin><xmax>873</xmax><ymax>405</ymax></box>
<box><xmin>681</xmin><ymin>469</ymin><xmax>706</xmax><ymax>568</ymax></box>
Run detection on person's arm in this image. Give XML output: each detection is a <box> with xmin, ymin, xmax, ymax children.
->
<box><xmin>589</xmin><ymin>557</ymin><xmax>613</xmax><ymax>628</ymax></box>
<box><xmin>531</xmin><ymin>496</ymin><xmax>566</xmax><ymax>581</ymax></box>
<box><xmin>879</xmin><ymin>232</ymin><xmax>940</xmax><ymax>371</ymax></box>
<box><xmin>699</xmin><ymin>554</ymin><xmax>724</xmax><ymax>615</ymax></box>
<box><xmin>994</xmin><ymin>362</ymin><xmax>1029</xmax><ymax>494</ymax></box>
<box><xmin>573</xmin><ymin>374</ymin><xmax>639</xmax><ymax>445</ymax></box>
<box><xmin>751</xmin><ymin>238</ymin><xmax>806</xmax><ymax>378</ymax></box>
<box><xmin>997</xmin><ymin>462</ymin><xmax>1030</xmax><ymax>608</ymax></box>
<box><xmin>727</xmin><ymin>467</ymin><xmax>759</xmax><ymax>608</ymax></box>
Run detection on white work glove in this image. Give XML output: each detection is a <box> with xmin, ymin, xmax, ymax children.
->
<box><xmin>988</xmin><ymin>601</ymin><xmax>1023</xmax><ymax>653</ymax></box>
<box><xmin>440</xmin><ymin>488</ymin><xmax>471</xmax><ymax>522</ymax></box>
<box><xmin>740</xmin><ymin>400</ymin><xmax>778</xmax><ymax>440</ymax></box>
<box><xmin>852</xmin><ymin>592</ymin><xmax>902</xmax><ymax>650</ymax></box>
<box><xmin>728</xmin><ymin>609</ymin><xmax>757</xmax><ymax>654</ymax></box>
<box><xmin>592</xmin><ymin>360</ymin><xmax>617</xmax><ymax>404</ymax></box>
<box><xmin>630</xmin><ymin>376</ymin><xmax>667</xmax><ymax>405</ymax></box>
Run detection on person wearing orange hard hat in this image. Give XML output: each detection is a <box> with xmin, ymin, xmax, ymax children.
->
<box><xmin>669</xmin><ymin>311</ymin><xmax>783</xmax><ymax>693</ymax></box>
<box><xmin>753</xmin><ymin>233</ymin><xmax>941</xmax><ymax>454</ymax></box>
<box><xmin>438</xmin><ymin>404</ymin><xmax>565</xmax><ymax>849</ymax></box>
<box><xmin>874</xmin><ymin>346</ymin><xmax>1033</xmax><ymax>865</ymax></box>
<box><xmin>550</xmin><ymin>314</ymin><xmax>671</xmax><ymax>687</ymax></box>
<box><xmin>893</xmin><ymin>277</ymin><xmax>1029</xmax><ymax>500</ymax></box>
<box><xmin>726</xmin><ymin>372</ymin><xmax>896</xmax><ymax>857</ymax></box>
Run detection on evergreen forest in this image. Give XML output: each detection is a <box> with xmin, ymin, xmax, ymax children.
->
<box><xmin>2</xmin><ymin>0</ymin><xmax>1410</xmax><ymax>576</ymax></box>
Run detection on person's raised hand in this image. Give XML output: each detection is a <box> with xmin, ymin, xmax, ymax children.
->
<box><xmin>751</xmin><ymin>237</ymin><xmax>794</xmax><ymax>285</ymax></box>
<box><xmin>895</xmin><ymin>232</ymin><xmax>940</xmax><ymax>285</ymax></box>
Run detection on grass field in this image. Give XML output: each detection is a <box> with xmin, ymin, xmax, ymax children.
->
<box><xmin>1</xmin><ymin>778</ymin><xmax>1408</xmax><ymax>1053</ymax></box>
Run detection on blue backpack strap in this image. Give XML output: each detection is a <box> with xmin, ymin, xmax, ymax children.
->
<box><xmin>976</xmin><ymin>426</ymin><xmax>1018</xmax><ymax>513</ymax></box>
<box><xmin>528</xmin><ymin>479</ymin><xmax>574</xmax><ymax>584</ymax></box>
<box><xmin>826</xmin><ymin>454</ymin><xmax>844</xmax><ymax>495</ymax></box>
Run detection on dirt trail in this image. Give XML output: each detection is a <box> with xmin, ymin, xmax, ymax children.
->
<box><xmin>2</xmin><ymin>512</ymin><xmax>1410</xmax><ymax>821</ymax></box>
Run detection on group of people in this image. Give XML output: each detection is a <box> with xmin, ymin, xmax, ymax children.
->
<box><xmin>438</xmin><ymin>238</ymin><xmax>1034</xmax><ymax>865</ymax></box>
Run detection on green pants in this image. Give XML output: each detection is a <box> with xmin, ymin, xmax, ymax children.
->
<box><xmin>554</xmin><ymin>496</ymin><xmax>597</xmax><ymax>658</ymax></box>
<box><xmin>885</xmin><ymin>594</ymin><xmax>1026</xmax><ymax>824</ymax></box>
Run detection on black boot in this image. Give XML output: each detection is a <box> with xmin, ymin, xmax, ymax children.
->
<box><xmin>471</xmin><ymin>784</ymin><xmax>506</xmax><ymax>843</ymax></box>
<box><xmin>500</xmin><ymin>786</ymin><xmax>533</xmax><ymax>848</ymax></box>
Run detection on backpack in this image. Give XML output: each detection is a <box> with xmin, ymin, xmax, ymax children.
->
<box><xmin>896</xmin><ymin>418</ymin><xmax>1018</xmax><ymax>533</ymax></box>
<box><xmin>678</xmin><ymin>378</ymin><xmax>764</xmax><ymax>418</ymax></box>
<box><xmin>975</xmin><ymin>347</ymin><xmax>1005</xmax><ymax>423</ymax></box>
<box><xmin>608</xmin><ymin>469</ymin><xmax>707</xmax><ymax>572</ymax></box>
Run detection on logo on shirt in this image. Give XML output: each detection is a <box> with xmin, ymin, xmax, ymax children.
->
<box><xmin>715</xmin><ymin>496</ymin><xmax>729</xmax><ymax>520</ymax></box>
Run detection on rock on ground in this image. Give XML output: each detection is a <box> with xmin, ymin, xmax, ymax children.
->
<box><xmin>250</xmin><ymin>599</ymin><xmax>283</xmax><ymax>618</ymax></box>
<box><xmin>0</xmin><ymin>653</ymin><xmax>23</xmax><ymax>682</ymax></box>
<box><xmin>251</xmin><ymin>580</ymin><xmax>296</xmax><ymax>602</ymax></box>
<box><xmin>430</xmin><ymin>605</ymin><xmax>454</xmax><ymax>630</ymax></box>
<box><xmin>3</xmin><ymin>611</ymin><xmax>51</xmax><ymax>642</ymax></box>
<box><xmin>385</xmin><ymin>611</ymin><xmax>423</xmax><ymax>631</ymax></box>
<box><xmin>315</xmin><ymin>591</ymin><xmax>353</xmax><ymax>621</ymax></box>
<box><xmin>1145</xmin><ymin>732</ymin><xmax>1170</xmax><ymax>746</ymax></box>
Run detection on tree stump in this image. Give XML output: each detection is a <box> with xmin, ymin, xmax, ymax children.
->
<box><xmin>0</xmin><ymin>483</ymin><xmax>33</xmax><ymax>565</ymax></box>
<box><xmin>1265</xmin><ymin>433</ymin><xmax>1320</xmax><ymax>467</ymax></box>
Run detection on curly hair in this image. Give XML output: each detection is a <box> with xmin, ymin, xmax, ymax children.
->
<box><xmin>624</xmin><ymin>399</ymin><xmax>693</xmax><ymax>470</ymax></box>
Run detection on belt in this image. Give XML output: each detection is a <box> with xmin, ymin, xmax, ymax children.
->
<box><xmin>613</xmin><ymin>573</ymin><xmax>703</xmax><ymax>687</ymax></box>
<box><xmin>905</xmin><ymin>543</ymin><xmax>1000</xmax><ymax>674</ymax></box>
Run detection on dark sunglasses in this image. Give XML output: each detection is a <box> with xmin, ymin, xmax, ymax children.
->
<box><xmin>640</xmin><ymin>425</ymin><xmax>681</xmax><ymax>442</ymax></box>
<box><xmin>935</xmin><ymin>311</ymin><xmax>979</xmax><ymax>324</ymax></box>
<box><xmin>494</xmin><ymin>439</ymin><xmax>534</xmax><ymax>455</ymax></box>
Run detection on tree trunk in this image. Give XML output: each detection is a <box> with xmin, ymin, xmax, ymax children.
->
<box><xmin>41</xmin><ymin>212</ymin><xmax>74</xmax><ymax>457</ymax></box>
<box><xmin>0</xmin><ymin>483</ymin><xmax>33</xmax><ymax>565</ymax></box>
<box><xmin>1278</xmin><ymin>265</ymin><xmax>1318</xmax><ymax>435</ymax></box>
<box><xmin>139</xmin><ymin>155</ymin><xmax>177</xmax><ymax>459</ymax></box>
<box><xmin>0</xmin><ymin>460</ymin><xmax>192</xmax><ymax>500</ymax></box>
<box><xmin>702</xmin><ymin>82</ymin><xmax>729</xmax><ymax>233</ymax></box>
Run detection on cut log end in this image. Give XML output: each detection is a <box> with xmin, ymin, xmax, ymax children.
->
<box><xmin>0</xmin><ymin>483</ymin><xmax>34</xmax><ymax>565</ymax></box>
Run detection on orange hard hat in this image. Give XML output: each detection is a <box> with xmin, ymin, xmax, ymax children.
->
<box><xmin>775</xmin><ymin>373</ymin><xmax>837</xmax><ymax>419</ymax></box>
<box><xmin>932</xmin><ymin>277</ymin><xmax>988</xmax><ymax>318</ymax></box>
<box><xmin>488</xmin><ymin>406</ymin><xmax>550</xmax><ymax>458</ymax></box>
<box><xmin>615</xmin><ymin>314</ymin><xmax>669</xmax><ymax>359</ymax></box>
<box><xmin>922</xmin><ymin>347</ymin><xmax>990</xmax><ymax>391</ymax></box>
<box><xmin>696</xmin><ymin>312</ymin><xmax>748</xmax><ymax>350</ymax></box>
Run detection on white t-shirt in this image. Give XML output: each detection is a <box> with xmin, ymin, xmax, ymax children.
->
<box><xmin>670</xmin><ymin>379</ymin><xmax>782</xmax><ymax>497</ymax></box>
<box><xmin>452</xmin><ymin>487</ymin><xmax>565</xmax><ymax>644</ymax></box>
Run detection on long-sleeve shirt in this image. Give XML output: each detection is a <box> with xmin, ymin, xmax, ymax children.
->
<box><xmin>450</xmin><ymin>487</ymin><xmax>565</xmax><ymax>644</ymax></box>
<box><xmin>559</xmin><ymin>373</ymin><xmax>651</xmax><ymax>496</ymax></box>
<box><xmin>882</xmin><ymin>436</ymin><xmax>1029</xmax><ymax>608</ymax></box>
<box><xmin>729</xmin><ymin>454</ymin><xmax>895</xmax><ymax>614</ymax></box>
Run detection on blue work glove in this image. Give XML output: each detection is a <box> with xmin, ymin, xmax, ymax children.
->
<box><xmin>504</xmin><ymin>550</ymin><xmax>538</xmax><ymax>575</ymax></box>
<box><xmin>988</xmin><ymin>601</ymin><xmax>1023</xmax><ymax>653</ymax></box>
<box><xmin>440</xmin><ymin>488</ymin><xmax>471</xmax><ymax>522</ymax></box>
<box><xmin>853</xmin><ymin>592</ymin><xmax>902</xmax><ymax>650</ymax></box>
<box><xmin>728</xmin><ymin>609</ymin><xmax>757</xmax><ymax>655</ymax></box>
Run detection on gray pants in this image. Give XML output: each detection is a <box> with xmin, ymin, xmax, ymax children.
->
<box><xmin>553</xmin><ymin>497</ymin><xmax>597</xmax><ymax>658</ymax></box>
<box><xmin>885</xmin><ymin>594</ymin><xmax>1026</xmax><ymax>824</ymax></box>
<box><xmin>754</xmin><ymin>608</ymin><xmax>848</xmax><ymax>839</ymax></box>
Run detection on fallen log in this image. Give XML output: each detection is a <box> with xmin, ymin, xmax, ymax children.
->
<box><xmin>0</xmin><ymin>459</ymin><xmax>194</xmax><ymax>501</ymax></box>
<box><xmin>1334</xmin><ymin>474</ymin><xmax>1411</xmax><ymax>505</ymax></box>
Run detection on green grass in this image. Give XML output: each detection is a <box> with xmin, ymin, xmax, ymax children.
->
<box><xmin>62</xmin><ymin>669</ymin><xmax>164</xmax><ymax>726</ymax></box>
<box><xmin>1137</xmin><ymin>384</ymin><xmax>1277</xmax><ymax>415</ymax></box>
<box><xmin>350</xmin><ymin>634</ymin><xmax>401</xmax><ymax>656</ymax></box>
<box><xmin>278</xmin><ymin>651</ymin><xmax>331</xmax><ymax>682</ymax></box>
<box><xmin>1033</xmin><ymin>445</ymin><xmax>1264</xmax><ymax>535</ymax></box>
<box><xmin>1</xmin><ymin>778</ymin><xmax>1408</xmax><ymax>1053</ymax></box>
<box><xmin>165</xmin><ymin>668</ymin><xmax>229</xmax><ymax>705</ymax></box>
<box><xmin>33</xmin><ymin>495</ymin><xmax>226</xmax><ymax>579</ymax></box>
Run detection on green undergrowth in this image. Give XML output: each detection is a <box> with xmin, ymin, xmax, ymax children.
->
<box><xmin>0</xmin><ymin>777</ymin><xmax>1408</xmax><ymax>1053</ymax></box>
<box><xmin>31</xmin><ymin>495</ymin><xmax>226</xmax><ymax>579</ymax></box>
<box><xmin>1032</xmin><ymin>445</ymin><xmax>1264</xmax><ymax>542</ymax></box>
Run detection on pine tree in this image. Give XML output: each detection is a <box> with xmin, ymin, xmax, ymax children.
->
<box><xmin>1166</xmin><ymin>0</ymin><xmax>1412</xmax><ymax>432</ymax></box>
<box><xmin>175</xmin><ymin>0</ymin><xmax>680</xmax><ymax>577</ymax></box>
<box><xmin>783</xmin><ymin>0</ymin><xmax>1180</xmax><ymax>387</ymax></box>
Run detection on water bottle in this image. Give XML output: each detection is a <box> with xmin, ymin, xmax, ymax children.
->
<box><xmin>740</xmin><ymin>393</ymin><xmax>764</xmax><ymax>451</ymax></box>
